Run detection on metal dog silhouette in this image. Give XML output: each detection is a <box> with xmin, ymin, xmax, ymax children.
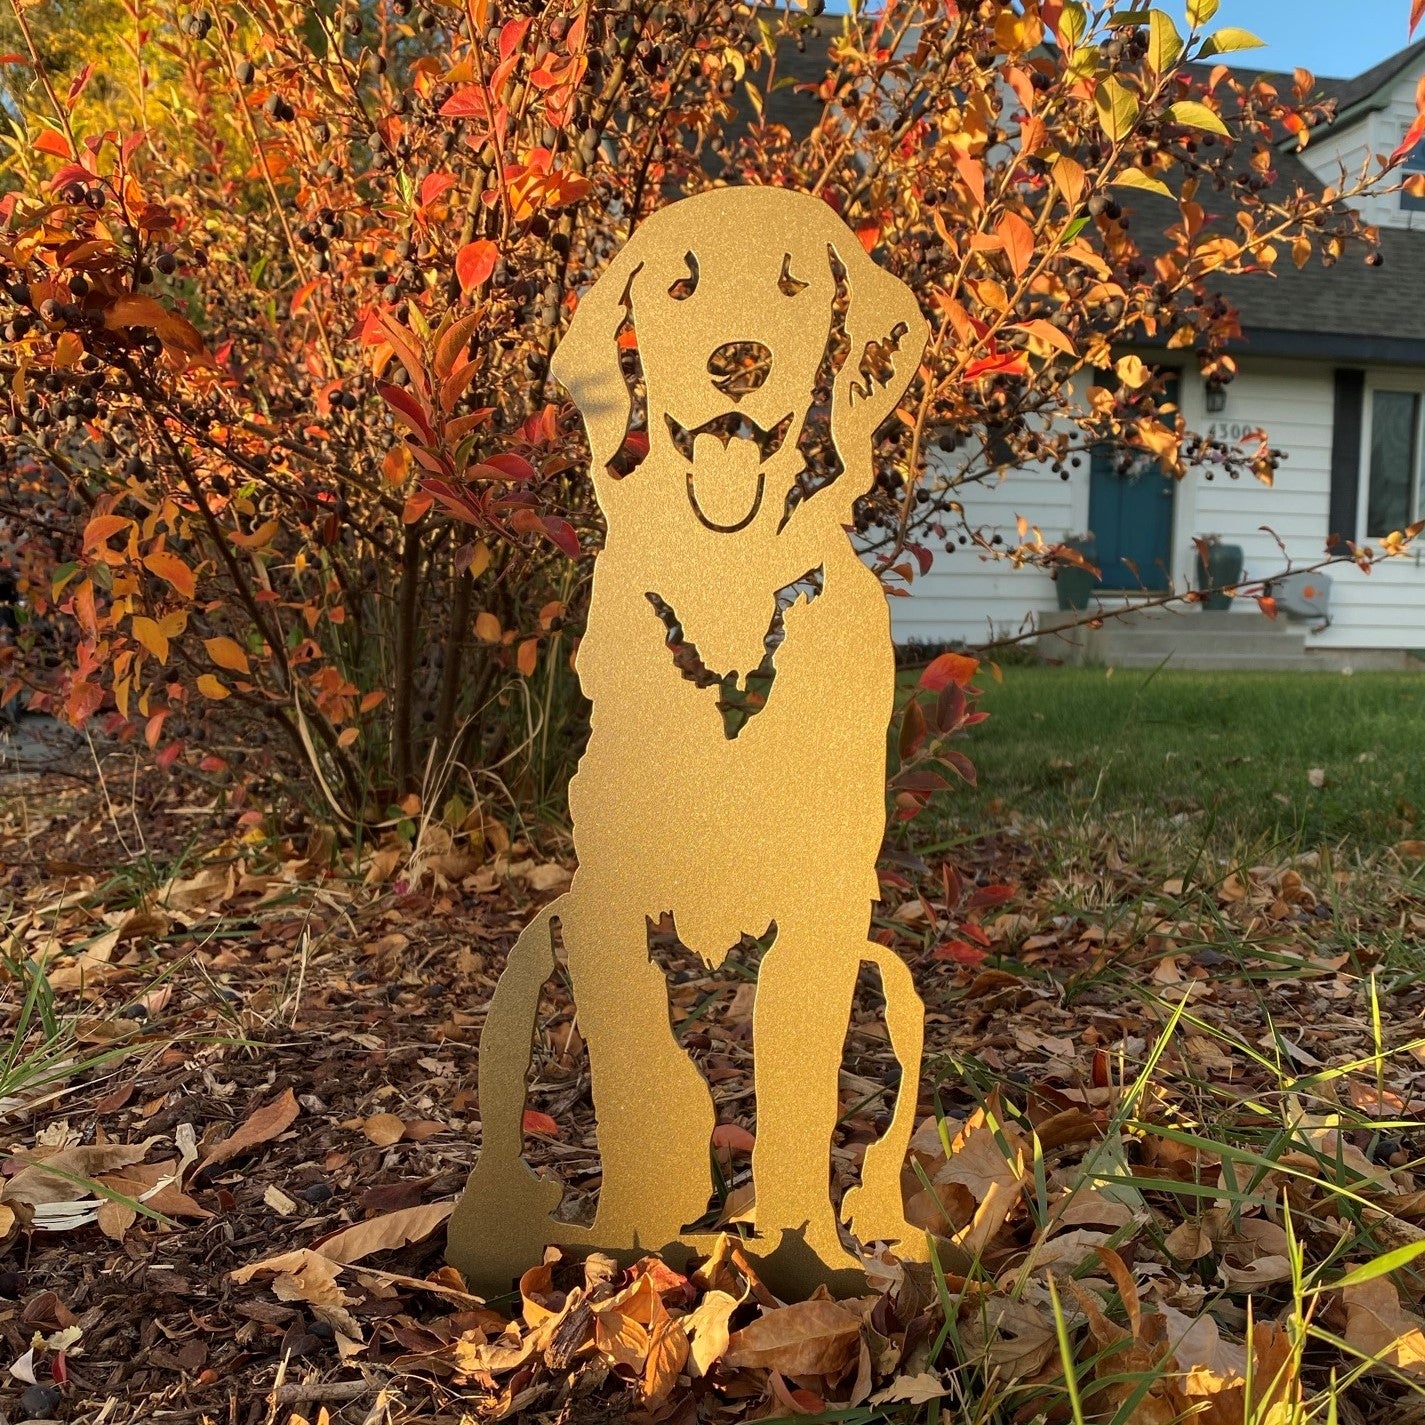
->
<box><xmin>449</xmin><ymin>187</ymin><xmax>931</xmax><ymax>1299</ymax></box>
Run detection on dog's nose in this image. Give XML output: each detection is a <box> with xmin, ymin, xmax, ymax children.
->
<box><xmin>707</xmin><ymin>341</ymin><xmax>772</xmax><ymax>401</ymax></box>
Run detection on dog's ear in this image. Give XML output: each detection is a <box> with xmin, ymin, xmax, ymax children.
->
<box><xmin>550</xmin><ymin>240</ymin><xmax>646</xmax><ymax>477</ymax></box>
<box><xmin>828</xmin><ymin>243</ymin><xmax>929</xmax><ymax>497</ymax></box>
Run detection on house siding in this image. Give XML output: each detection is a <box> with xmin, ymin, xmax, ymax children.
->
<box><xmin>890</xmin><ymin>358</ymin><xmax>1425</xmax><ymax>652</ymax></box>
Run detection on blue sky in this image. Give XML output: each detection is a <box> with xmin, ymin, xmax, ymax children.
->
<box><xmin>1171</xmin><ymin>0</ymin><xmax>1414</xmax><ymax>79</ymax></box>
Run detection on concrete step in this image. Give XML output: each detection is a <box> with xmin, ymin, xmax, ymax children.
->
<box><xmin>1097</xmin><ymin>631</ymin><xmax>1307</xmax><ymax>658</ymax></box>
<box><xmin>1102</xmin><ymin>650</ymin><xmax>1322</xmax><ymax>671</ymax></box>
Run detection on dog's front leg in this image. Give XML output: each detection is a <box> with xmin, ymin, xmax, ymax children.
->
<box><xmin>749</xmin><ymin>928</ymin><xmax>868</xmax><ymax>1298</ymax></box>
<box><xmin>563</xmin><ymin>892</ymin><xmax>718</xmax><ymax>1254</ymax></box>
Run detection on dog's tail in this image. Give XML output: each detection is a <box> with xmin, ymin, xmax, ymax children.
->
<box><xmin>475</xmin><ymin>898</ymin><xmax>565</xmax><ymax>1166</ymax></box>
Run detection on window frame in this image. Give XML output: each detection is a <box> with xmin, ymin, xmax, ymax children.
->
<box><xmin>1401</xmin><ymin>130</ymin><xmax>1425</xmax><ymax>213</ymax></box>
<box><xmin>1357</xmin><ymin>373</ymin><xmax>1425</xmax><ymax>540</ymax></box>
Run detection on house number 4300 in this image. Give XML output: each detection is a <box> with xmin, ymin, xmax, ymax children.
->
<box><xmin>1206</xmin><ymin>421</ymin><xmax>1264</xmax><ymax>443</ymax></box>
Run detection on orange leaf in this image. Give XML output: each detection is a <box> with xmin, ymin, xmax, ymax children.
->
<box><xmin>196</xmin><ymin>674</ymin><xmax>229</xmax><ymax>700</ymax></box>
<box><xmin>143</xmin><ymin>549</ymin><xmax>197</xmax><ymax>599</ymax></box>
<box><xmin>205</xmin><ymin>636</ymin><xmax>251</xmax><ymax>674</ymax></box>
<box><xmin>920</xmin><ymin>652</ymin><xmax>979</xmax><ymax>692</ymax></box>
<box><xmin>996</xmin><ymin>210</ymin><xmax>1035</xmax><ymax>280</ymax></box>
<box><xmin>516</xmin><ymin>637</ymin><xmax>538</xmax><ymax>677</ymax></box>
<box><xmin>34</xmin><ymin>128</ymin><xmax>72</xmax><ymax>159</ymax></box>
<box><xmin>83</xmin><ymin>513</ymin><xmax>131</xmax><ymax>553</ymax></box>
<box><xmin>521</xmin><ymin>1109</ymin><xmax>558</xmax><ymax>1137</ymax></box>
<box><xmin>474</xmin><ymin>611</ymin><xmax>500</xmax><ymax>642</ymax></box>
<box><xmin>456</xmin><ymin>240</ymin><xmax>499</xmax><ymax>293</ymax></box>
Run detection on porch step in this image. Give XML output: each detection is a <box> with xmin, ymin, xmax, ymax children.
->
<box><xmin>1036</xmin><ymin>607</ymin><xmax>1314</xmax><ymax>671</ymax></box>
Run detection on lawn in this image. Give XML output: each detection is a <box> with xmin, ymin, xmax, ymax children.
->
<box><xmin>937</xmin><ymin>665</ymin><xmax>1425</xmax><ymax>852</ymax></box>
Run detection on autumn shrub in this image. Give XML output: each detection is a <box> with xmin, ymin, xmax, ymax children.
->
<box><xmin>0</xmin><ymin>0</ymin><xmax>1414</xmax><ymax>823</ymax></box>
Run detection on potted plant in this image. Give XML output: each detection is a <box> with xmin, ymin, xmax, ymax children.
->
<box><xmin>1194</xmin><ymin>534</ymin><xmax>1244</xmax><ymax>611</ymax></box>
<box><xmin>1055</xmin><ymin>531</ymin><xmax>1098</xmax><ymax>611</ymax></box>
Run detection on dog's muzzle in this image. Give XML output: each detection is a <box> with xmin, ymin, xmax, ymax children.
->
<box><xmin>665</xmin><ymin>411</ymin><xmax>793</xmax><ymax>533</ymax></box>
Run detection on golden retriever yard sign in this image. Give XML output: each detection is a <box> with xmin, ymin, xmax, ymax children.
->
<box><xmin>449</xmin><ymin>186</ymin><xmax>931</xmax><ymax>1299</ymax></box>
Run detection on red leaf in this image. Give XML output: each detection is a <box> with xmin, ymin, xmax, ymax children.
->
<box><xmin>65</xmin><ymin>61</ymin><xmax>95</xmax><ymax>108</ymax></box>
<box><xmin>942</xmin><ymin>861</ymin><xmax>964</xmax><ymax>910</ymax></box>
<box><xmin>540</xmin><ymin>514</ymin><xmax>580</xmax><ymax>559</ymax></box>
<box><xmin>420</xmin><ymin>171</ymin><xmax>458</xmax><ymax>209</ymax></box>
<box><xmin>967</xmin><ymin>883</ymin><xmax>1015</xmax><ymax>912</ymax></box>
<box><xmin>522</xmin><ymin>1109</ymin><xmax>558</xmax><ymax>1137</ymax></box>
<box><xmin>919</xmin><ymin>651</ymin><xmax>979</xmax><ymax>692</ymax></box>
<box><xmin>1413</xmin><ymin>0</ymin><xmax>1424</xmax><ymax>38</ymax></box>
<box><xmin>378</xmin><ymin>382</ymin><xmax>436</xmax><ymax>445</ymax></box>
<box><xmin>456</xmin><ymin>239</ymin><xmax>499</xmax><ymax>294</ymax></box>
<box><xmin>439</xmin><ymin>86</ymin><xmax>490</xmax><ymax>120</ymax></box>
<box><xmin>482</xmin><ymin>451</ymin><xmax>536</xmax><ymax>480</ymax></box>
<box><xmin>499</xmin><ymin>17</ymin><xmax>531</xmax><ymax>59</ymax></box>
<box><xmin>933</xmin><ymin>939</ymin><xmax>988</xmax><ymax>966</ymax></box>
<box><xmin>1257</xmin><ymin>594</ymin><xmax>1279</xmax><ymax>621</ymax></box>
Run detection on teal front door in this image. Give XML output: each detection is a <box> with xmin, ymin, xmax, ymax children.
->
<box><xmin>1088</xmin><ymin>377</ymin><xmax>1178</xmax><ymax>592</ymax></box>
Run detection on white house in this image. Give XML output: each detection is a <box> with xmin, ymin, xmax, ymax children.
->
<box><xmin>887</xmin><ymin>40</ymin><xmax>1425</xmax><ymax>668</ymax></box>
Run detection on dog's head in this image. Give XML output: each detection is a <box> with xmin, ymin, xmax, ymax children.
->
<box><xmin>552</xmin><ymin>187</ymin><xmax>928</xmax><ymax>542</ymax></box>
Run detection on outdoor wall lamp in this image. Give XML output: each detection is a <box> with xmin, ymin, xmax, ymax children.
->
<box><xmin>1204</xmin><ymin>379</ymin><xmax>1227</xmax><ymax>413</ymax></box>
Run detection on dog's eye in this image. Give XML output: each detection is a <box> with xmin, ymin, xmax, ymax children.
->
<box><xmin>668</xmin><ymin>252</ymin><xmax>699</xmax><ymax>301</ymax></box>
<box><xmin>778</xmin><ymin>254</ymin><xmax>807</xmax><ymax>297</ymax></box>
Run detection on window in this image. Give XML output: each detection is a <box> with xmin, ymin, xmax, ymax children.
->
<box><xmin>1366</xmin><ymin>389</ymin><xmax>1423</xmax><ymax>536</ymax></box>
<box><xmin>1402</xmin><ymin>136</ymin><xmax>1425</xmax><ymax>212</ymax></box>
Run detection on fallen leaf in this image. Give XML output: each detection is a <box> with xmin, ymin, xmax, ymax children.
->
<box><xmin>1341</xmin><ymin>1277</ymin><xmax>1425</xmax><ymax>1377</ymax></box>
<box><xmin>199</xmin><ymin>1088</ymin><xmax>300</xmax><ymax>1171</ymax></box>
<box><xmin>683</xmin><ymin>1288</ymin><xmax>740</xmax><ymax>1376</ymax></box>
<box><xmin>725</xmin><ymin>1299</ymin><xmax>862</xmax><ymax>1378</ymax></box>
<box><xmin>316</xmin><ymin>1201</ymin><xmax>454</xmax><ymax>1265</ymax></box>
<box><xmin>362</xmin><ymin>1112</ymin><xmax>406</xmax><ymax>1147</ymax></box>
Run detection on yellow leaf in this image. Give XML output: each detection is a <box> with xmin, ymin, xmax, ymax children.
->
<box><xmin>465</xmin><ymin>541</ymin><xmax>492</xmax><ymax>579</ymax></box>
<box><xmin>1095</xmin><ymin>76</ymin><xmax>1140</xmax><ymax>143</ymax></box>
<box><xmin>1167</xmin><ymin>99</ymin><xmax>1231</xmax><ymax>136</ymax></box>
<box><xmin>205</xmin><ymin>636</ymin><xmax>251</xmax><ymax>675</ymax></box>
<box><xmin>1113</xmin><ymin>169</ymin><xmax>1174</xmax><ymax>199</ymax></box>
<box><xmin>474</xmin><ymin>611</ymin><xmax>501</xmax><ymax>642</ymax></box>
<box><xmin>1147</xmin><ymin>10</ymin><xmax>1183</xmax><ymax>74</ymax></box>
<box><xmin>1198</xmin><ymin>25</ymin><xmax>1262</xmax><ymax>56</ymax></box>
<box><xmin>84</xmin><ymin>514</ymin><xmax>131</xmax><ymax>552</ymax></box>
<box><xmin>53</xmin><ymin>331</ymin><xmax>84</xmax><ymax>369</ymax></box>
<box><xmin>1115</xmin><ymin>353</ymin><xmax>1151</xmax><ymax>389</ymax></box>
<box><xmin>196</xmin><ymin>674</ymin><xmax>230</xmax><ymax>700</ymax></box>
<box><xmin>131</xmin><ymin>616</ymin><xmax>169</xmax><ymax>663</ymax></box>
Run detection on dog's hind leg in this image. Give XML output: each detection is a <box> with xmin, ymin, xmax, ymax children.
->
<box><xmin>840</xmin><ymin>943</ymin><xmax>931</xmax><ymax>1262</ymax></box>
<box><xmin>448</xmin><ymin>899</ymin><xmax>577</xmax><ymax>1295</ymax></box>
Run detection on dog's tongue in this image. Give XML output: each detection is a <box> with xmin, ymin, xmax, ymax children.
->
<box><xmin>688</xmin><ymin>431</ymin><xmax>763</xmax><ymax>530</ymax></box>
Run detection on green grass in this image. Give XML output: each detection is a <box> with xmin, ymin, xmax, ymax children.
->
<box><xmin>937</xmin><ymin>666</ymin><xmax>1425</xmax><ymax>851</ymax></box>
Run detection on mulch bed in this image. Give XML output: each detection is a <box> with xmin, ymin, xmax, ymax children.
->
<box><xmin>3</xmin><ymin>762</ymin><xmax>1425</xmax><ymax>1423</ymax></box>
